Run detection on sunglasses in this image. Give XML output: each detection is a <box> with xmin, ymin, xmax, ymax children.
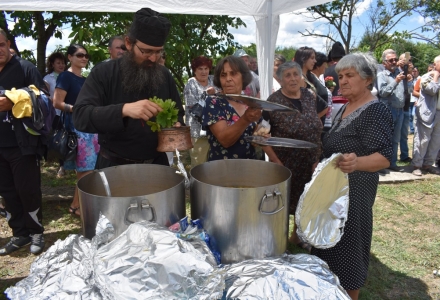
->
<box><xmin>74</xmin><ymin>53</ymin><xmax>90</xmax><ymax>59</ymax></box>
<box><xmin>386</xmin><ymin>58</ymin><xmax>398</xmax><ymax>63</ymax></box>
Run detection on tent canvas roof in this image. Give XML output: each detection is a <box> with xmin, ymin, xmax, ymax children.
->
<box><xmin>2</xmin><ymin>0</ymin><xmax>330</xmax><ymax>98</ymax></box>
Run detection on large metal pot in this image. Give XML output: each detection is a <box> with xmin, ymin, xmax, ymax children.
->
<box><xmin>190</xmin><ymin>159</ymin><xmax>291</xmax><ymax>264</ymax></box>
<box><xmin>78</xmin><ymin>164</ymin><xmax>185</xmax><ymax>239</ymax></box>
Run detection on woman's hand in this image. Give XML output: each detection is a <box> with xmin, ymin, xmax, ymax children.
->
<box><xmin>206</xmin><ymin>87</ymin><xmax>216</xmax><ymax>95</ymax></box>
<box><xmin>337</xmin><ymin>153</ymin><xmax>358</xmax><ymax>173</ymax></box>
<box><xmin>242</xmin><ymin>107</ymin><xmax>262</xmax><ymax>124</ymax></box>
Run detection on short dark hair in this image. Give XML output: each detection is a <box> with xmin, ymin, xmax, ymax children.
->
<box><xmin>213</xmin><ymin>55</ymin><xmax>253</xmax><ymax>90</ymax></box>
<box><xmin>313</xmin><ymin>52</ymin><xmax>327</xmax><ymax>70</ymax></box>
<box><xmin>45</xmin><ymin>52</ymin><xmax>67</xmax><ymax>75</ymax></box>
<box><xmin>191</xmin><ymin>55</ymin><xmax>213</xmax><ymax>73</ymax></box>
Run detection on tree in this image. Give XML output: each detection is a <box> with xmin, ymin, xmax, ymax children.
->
<box><xmin>1</xmin><ymin>11</ymin><xmax>137</xmax><ymax>74</ymax></box>
<box><xmin>162</xmin><ymin>14</ymin><xmax>245</xmax><ymax>93</ymax></box>
<box><xmin>298</xmin><ymin>0</ymin><xmax>421</xmax><ymax>54</ymax></box>
<box><xmin>414</xmin><ymin>1</ymin><xmax>440</xmax><ymax>46</ymax></box>
<box><xmin>275</xmin><ymin>46</ymin><xmax>297</xmax><ymax>61</ymax></box>
<box><xmin>1</xmin><ymin>11</ymin><xmax>244</xmax><ymax>94</ymax></box>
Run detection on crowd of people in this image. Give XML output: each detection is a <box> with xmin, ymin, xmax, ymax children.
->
<box><xmin>0</xmin><ymin>6</ymin><xmax>439</xmax><ymax>300</ymax></box>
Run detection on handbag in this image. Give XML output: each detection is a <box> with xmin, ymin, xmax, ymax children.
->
<box><xmin>48</xmin><ymin>113</ymin><xmax>77</xmax><ymax>162</ymax></box>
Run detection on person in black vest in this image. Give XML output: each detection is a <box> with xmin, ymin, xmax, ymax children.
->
<box><xmin>0</xmin><ymin>29</ymin><xmax>46</xmax><ymax>256</ymax></box>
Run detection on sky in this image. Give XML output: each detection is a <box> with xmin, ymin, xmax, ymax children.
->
<box><xmin>12</xmin><ymin>1</ymin><xmax>428</xmax><ymax>59</ymax></box>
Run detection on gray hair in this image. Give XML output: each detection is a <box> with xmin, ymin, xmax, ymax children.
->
<box><xmin>335</xmin><ymin>52</ymin><xmax>377</xmax><ymax>91</ymax></box>
<box><xmin>381</xmin><ymin>49</ymin><xmax>396</xmax><ymax>62</ymax></box>
<box><xmin>276</xmin><ymin>61</ymin><xmax>302</xmax><ymax>81</ymax></box>
<box><xmin>434</xmin><ymin>55</ymin><xmax>440</xmax><ymax>64</ymax></box>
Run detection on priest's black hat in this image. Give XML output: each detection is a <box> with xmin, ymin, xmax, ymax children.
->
<box><xmin>129</xmin><ymin>8</ymin><xmax>171</xmax><ymax>47</ymax></box>
<box><xmin>327</xmin><ymin>42</ymin><xmax>346</xmax><ymax>61</ymax></box>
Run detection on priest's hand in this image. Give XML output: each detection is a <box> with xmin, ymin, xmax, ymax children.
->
<box><xmin>0</xmin><ymin>96</ymin><xmax>13</xmax><ymax>112</ymax></box>
<box><xmin>122</xmin><ymin>100</ymin><xmax>162</xmax><ymax>121</ymax></box>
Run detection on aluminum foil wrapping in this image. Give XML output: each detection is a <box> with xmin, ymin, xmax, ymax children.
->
<box><xmin>5</xmin><ymin>218</ymin><xmax>225</xmax><ymax>300</ymax></box>
<box><xmin>295</xmin><ymin>153</ymin><xmax>350</xmax><ymax>249</ymax></box>
<box><xmin>223</xmin><ymin>254</ymin><xmax>350</xmax><ymax>299</ymax></box>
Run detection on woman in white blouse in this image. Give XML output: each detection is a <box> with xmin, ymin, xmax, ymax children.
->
<box><xmin>183</xmin><ymin>55</ymin><xmax>219</xmax><ymax>166</ymax></box>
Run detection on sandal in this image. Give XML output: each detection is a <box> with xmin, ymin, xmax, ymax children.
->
<box><xmin>69</xmin><ymin>206</ymin><xmax>81</xmax><ymax>217</ymax></box>
<box><xmin>422</xmin><ymin>165</ymin><xmax>440</xmax><ymax>175</ymax></box>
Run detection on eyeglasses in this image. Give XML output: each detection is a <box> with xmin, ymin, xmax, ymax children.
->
<box><xmin>386</xmin><ymin>58</ymin><xmax>398</xmax><ymax>63</ymax></box>
<box><xmin>74</xmin><ymin>53</ymin><xmax>90</xmax><ymax>59</ymax></box>
<box><xmin>134</xmin><ymin>43</ymin><xmax>164</xmax><ymax>57</ymax></box>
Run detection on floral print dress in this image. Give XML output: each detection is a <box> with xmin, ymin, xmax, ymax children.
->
<box><xmin>202</xmin><ymin>95</ymin><xmax>257</xmax><ymax>161</ymax></box>
<box><xmin>266</xmin><ymin>88</ymin><xmax>322</xmax><ymax>214</ymax></box>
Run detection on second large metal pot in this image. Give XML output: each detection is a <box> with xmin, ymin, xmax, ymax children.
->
<box><xmin>190</xmin><ymin>159</ymin><xmax>291</xmax><ymax>264</ymax></box>
<box><xmin>78</xmin><ymin>164</ymin><xmax>185</xmax><ymax>240</ymax></box>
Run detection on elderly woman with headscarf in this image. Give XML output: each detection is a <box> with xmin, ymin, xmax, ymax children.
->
<box><xmin>262</xmin><ymin>61</ymin><xmax>322</xmax><ymax>249</ymax></box>
<box><xmin>201</xmin><ymin>55</ymin><xmax>262</xmax><ymax>161</ymax></box>
<box><xmin>311</xmin><ymin>53</ymin><xmax>393</xmax><ymax>300</ymax></box>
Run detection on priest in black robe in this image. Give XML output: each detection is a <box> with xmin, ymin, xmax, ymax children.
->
<box><xmin>73</xmin><ymin>8</ymin><xmax>185</xmax><ymax>168</ymax></box>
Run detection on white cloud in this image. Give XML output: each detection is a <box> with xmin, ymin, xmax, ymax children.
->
<box><xmin>230</xmin><ymin>13</ymin><xmax>329</xmax><ymax>55</ymax></box>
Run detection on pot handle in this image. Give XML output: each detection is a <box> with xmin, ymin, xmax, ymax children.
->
<box><xmin>141</xmin><ymin>199</ymin><xmax>156</xmax><ymax>222</ymax></box>
<box><xmin>124</xmin><ymin>199</ymin><xmax>156</xmax><ymax>225</ymax></box>
<box><xmin>259</xmin><ymin>190</ymin><xmax>285</xmax><ymax>215</ymax></box>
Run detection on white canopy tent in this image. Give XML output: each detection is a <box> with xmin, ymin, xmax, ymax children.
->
<box><xmin>2</xmin><ymin>0</ymin><xmax>329</xmax><ymax>99</ymax></box>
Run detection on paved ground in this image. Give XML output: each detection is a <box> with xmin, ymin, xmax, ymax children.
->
<box><xmin>379</xmin><ymin>165</ymin><xmax>439</xmax><ymax>183</ymax></box>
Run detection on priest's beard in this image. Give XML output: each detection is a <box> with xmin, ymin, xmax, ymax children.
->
<box><xmin>120</xmin><ymin>50</ymin><xmax>165</xmax><ymax>94</ymax></box>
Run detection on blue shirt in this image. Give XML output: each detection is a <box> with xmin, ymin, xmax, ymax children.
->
<box><xmin>377</xmin><ymin>69</ymin><xmax>405</xmax><ymax>108</ymax></box>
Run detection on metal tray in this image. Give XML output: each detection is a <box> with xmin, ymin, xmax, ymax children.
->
<box><xmin>224</xmin><ymin>94</ymin><xmax>293</xmax><ymax>112</ymax></box>
<box><xmin>245</xmin><ymin>136</ymin><xmax>317</xmax><ymax>149</ymax></box>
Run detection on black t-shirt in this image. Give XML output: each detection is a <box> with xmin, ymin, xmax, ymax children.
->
<box><xmin>0</xmin><ymin>56</ymin><xmax>45</xmax><ymax>147</ymax></box>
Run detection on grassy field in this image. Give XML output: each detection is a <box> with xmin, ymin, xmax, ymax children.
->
<box><xmin>1</xmin><ymin>160</ymin><xmax>439</xmax><ymax>299</ymax></box>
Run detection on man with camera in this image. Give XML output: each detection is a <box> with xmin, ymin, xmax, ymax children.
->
<box><xmin>0</xmin><ymin>29</ymin><xmax>46</xmax><ymax>256</ymax></box>
<box><xmin>377</xmin><ymin>49</ymin><xmax>412</xmax><ymax>172</ymax></box>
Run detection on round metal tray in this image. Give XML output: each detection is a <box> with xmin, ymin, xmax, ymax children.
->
<box><xmin>224</xmin><ymin>94</ymin><xmax>293</xmax><ymax>112</ymax></box>
<box><xmin>245</xmin><ymin>136</ymin><xmax>317</xmax><ymax>148</ymax></box>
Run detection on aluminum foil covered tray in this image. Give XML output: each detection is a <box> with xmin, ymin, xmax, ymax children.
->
<box><xmin>224</xmin><ymin>254</ymin><xmax>350</xmax><ymax>299</ymax></box>
<box><xmin>5</xmin><ymin>216</ymin><xmax>225</xmax><ymax>300</ymax></box>
<box><xmin>296</xmin><ymin>153</ymin><xmax>350</xmax><ymax>249</ymax></box>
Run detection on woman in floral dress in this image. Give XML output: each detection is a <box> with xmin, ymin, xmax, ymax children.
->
<box><xmin>202</xmin><ymin>56</ymin><xmax>262</xmax><ymax>161</ymax></box>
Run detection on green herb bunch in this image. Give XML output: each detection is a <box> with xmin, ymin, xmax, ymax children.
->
<box><xmin>146</xmin><ymin>96</ymin><xmax>179</xmax><ymax>132</ymax></box>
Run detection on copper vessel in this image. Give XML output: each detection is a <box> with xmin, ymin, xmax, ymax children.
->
<box><xmin>156</xmin><ymin>126</ymin><xmax>193</xmax><ymax>152</ymax></box>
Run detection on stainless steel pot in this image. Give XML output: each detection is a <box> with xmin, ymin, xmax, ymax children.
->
<box><xmin>77</xmin><ymin>164</ymin><xmax>185</xmax><ymax>239</ymax></box>
<box><xmin>190</xmin><ymin>159</ymin><xmax>291</xmax><ymax>264</ymax></box>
